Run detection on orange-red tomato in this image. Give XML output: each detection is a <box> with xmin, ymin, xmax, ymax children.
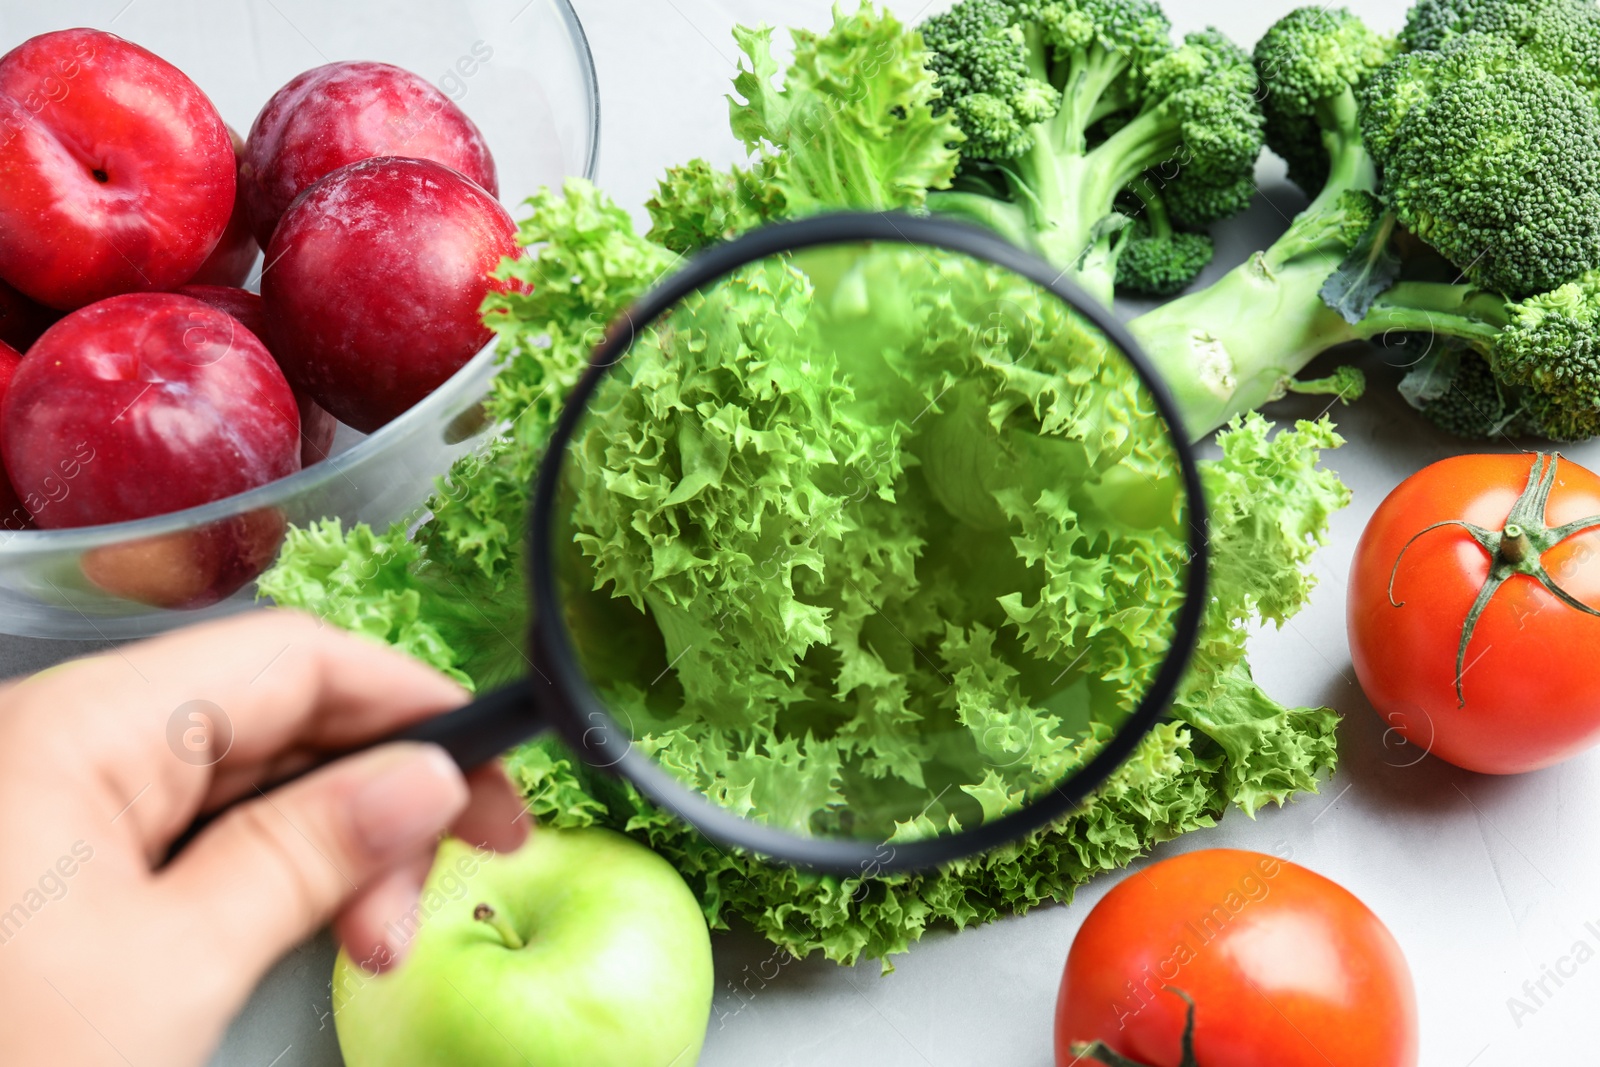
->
<box><xmin>1349</xmin><ymin>453</ymin><xmax>1600</xmax><ymax>774</ymax></box>
<box><xmin>1054</xmin><ymin>849</ymin><xmax>1417</xmax><ymax>1067</ymax></box>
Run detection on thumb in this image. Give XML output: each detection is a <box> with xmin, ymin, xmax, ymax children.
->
<box><xmin>158</xmin><ymin>743</ymin><xmax>468</xmax><ymax>992</ymax></box>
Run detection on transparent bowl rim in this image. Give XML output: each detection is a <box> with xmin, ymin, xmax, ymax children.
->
<box><xmin>0</xmin><ymin>0</ymin><xmax>601</xmax><ymax>559</ymax></box>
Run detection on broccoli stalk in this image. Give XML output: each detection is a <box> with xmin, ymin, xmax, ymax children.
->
<box><xmin>919</xmin><ymin>0</ymin><xmax>1264</xmax><ymax>304</ymax></box>
<box><xmin>1287</xmin><ymin>363</ymin><xmax>1369</xmax><ymax>402</ymax></box>
<box><xmin>1127</xmin><ymin>209</ymin><xmax>1519</xmax><ymax>437</ymax></box>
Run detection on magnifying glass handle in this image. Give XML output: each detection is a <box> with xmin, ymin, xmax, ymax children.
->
<box><xmin>162</xmin><ymin>678</ymin><xmax>542</xmax><ymax>864</ymax></box>
<box><xmin>389</xmin><ymin>679</ymin><xmax>542</xmax><ymax>768</ymax></box>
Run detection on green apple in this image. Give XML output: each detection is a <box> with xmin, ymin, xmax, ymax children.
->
<box><xmin>332</xmin><ymin>828</ymin><xmax>714</xmax><ymax>1067</ymax></box>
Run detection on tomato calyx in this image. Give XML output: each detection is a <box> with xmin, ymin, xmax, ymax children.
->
<box><xmin>1388</xmin><ymin>453</ymin><xmax>1600</xmax><ymax>707</ymax></box>
<box><xmin>1070</xmin><ymin>988</ymin><xmax>1199</xmax><ymax>1067</ymax></box>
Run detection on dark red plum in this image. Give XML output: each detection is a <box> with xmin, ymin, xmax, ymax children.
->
<box><xmin>240</xmin><ymin>60</ymin><xmax>498</xmax><ymax>247</ymax></box>
<box><xmin>2</xmin><ymin>293</ymin><xmax>300</xmax><ymax>529</ymax></box>
<box><xmin>0</xmin><ymin>340</ymin><xmax>25</xmax><ymax>530</ymax></box>
<box><xmin>0</xmin><ymin>279</ymin><xmax>59</xmax><ymax>352</ymax></box>
<box><xmin>262</xmin><ymin>156</ymin><xmax>520</xmax><ymax>433</ymax></box>
<box><xmin>176</xmin><ymin>284</ymin><xmax>338</xmax><ymax>466</ymax></box>
<box><xmin>186</xmin><ymin>127</ymin><xmax>260</xmax><ymax>288</ymax></box>
<box><xmin>80</xmin><ymin>507</ymin><xmax>288</xmax><ymax>609</ymax></box>
<box><xmin>0</xmin><ymin>30</ymin><xmax>236</xmax><ymax>309</ymax></box>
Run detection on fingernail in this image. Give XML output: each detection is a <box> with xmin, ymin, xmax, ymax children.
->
<box><xmin>350</xmin><ymin>746</ymin><xmax>466</xmax><ymax>860</ymax></box>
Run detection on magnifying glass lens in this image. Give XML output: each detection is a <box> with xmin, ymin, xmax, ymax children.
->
<box><xmin>548</xmin><ymin>235</ymin><xmax>1195</xmax><ymax>849</ymax></box>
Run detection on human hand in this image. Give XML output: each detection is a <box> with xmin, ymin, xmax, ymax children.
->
<box><xmin>0</xmin><ymin>610</ymin><xmax>528</xmax><ymax>1066</ymax></box>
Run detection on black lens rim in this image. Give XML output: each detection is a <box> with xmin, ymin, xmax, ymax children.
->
<box><xmin>527</xmin><ymin>211</ymin><xmax>1210</xmax><ymax>876</ymax></box>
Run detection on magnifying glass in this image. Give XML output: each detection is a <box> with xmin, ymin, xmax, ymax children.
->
<box><xmin>181</xmin><ymin>212</ymin><xmax>1208</xmax><ymax>875</ymax></box>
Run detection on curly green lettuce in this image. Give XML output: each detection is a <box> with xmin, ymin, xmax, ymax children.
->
<box><xmin>550</xmin><ymin>235</ymin><xmax>1192</xmax><ymax>839</ymax></box>
<box><xmin>262</xmin><ymin>178</ymin><xmax>1347</xmax><ymax>967</ymax></box>
<box><xmin>645</xmin><ymin>4</ymin><xmax>962</xmax><ymax>253</ymax></box>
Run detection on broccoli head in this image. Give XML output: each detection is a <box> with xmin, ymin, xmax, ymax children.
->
<box><xmin>1360</xmin><ymin>35</ymin><xmax>1600</xmax><ymax>299</ymax></box>
<box><xmin>1494</xmin><ymin>271</ymin><xmax>1600</xmax><ymax>439</ymax></box>
<box><xmin>919</xmin><ymin>2</ymin><xmax>1060</xmax><ymax>159</ymax></box>
<box><xmin>1357</xmin><ymin>273</ymin><xmax>1600</xmax><ymax>441</ymax></box>
<box><xmin>1115</xmin><ymin>218</ymin><xmax>1214</xmax><ymax>298</ymax></box>
<box><xmin>1139</xmin><ymin>28</ymin><xmax>1265</xmax><ymax>227</ymax></box>
<box><xmin>1412</xmin><ymin>345</ymin><xmax>1529</xmax><ymax>439</ymax></box>
<box><xmin>1402</xmin><ymin>0</ymin><xmax>1600</xmax><ymax>103</ymax></box>
<box><xmin>920</xmin><ymin>0</ymin><xmax>1263</xmax><ymax>303</ymax></box>
<box><xmin>1252</xmin><ymin>7</ymin><xmax>1399</xmax><ymax>195</ymax></box>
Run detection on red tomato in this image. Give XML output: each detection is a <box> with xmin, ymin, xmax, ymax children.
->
<box><xmin>1349</xmin><ymin>453</ymin><xmax>1600</xmax><ymax>774</ymax></box>
<box><xmin>1055</xmin><ymin>849</ymin><xmax>1417</xmax><ymax>1067</ymax></box>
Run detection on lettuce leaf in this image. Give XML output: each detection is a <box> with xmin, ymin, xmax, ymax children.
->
<box><xmin>646</xmin><ymin>3</ymin><xmax>962</xmax><ymax>252</ymax></box>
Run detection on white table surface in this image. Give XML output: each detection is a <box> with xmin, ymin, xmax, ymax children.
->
<box><xmin>4</xmin><ymin>2</ymin><xmax>1598</xmax><ymax>1064</ymax></box>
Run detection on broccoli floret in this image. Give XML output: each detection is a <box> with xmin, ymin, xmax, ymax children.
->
<box><xmin>1253</xmin><ymin>7</ymin><xmax>1399</xmax><ymax>195</ymax></box>
<box><xmin>1521</xmin><ymin>386</ymin><xmax>1600</xmax><ymax>442</ymax></box>
<box><xmin>1413</xmin><ymin>345</ymin><xmax>1529</xmax><ymax>439</ymax></box>
<box><xmin>1402</xmin><ymin>0</ymin><xmax>1600</xmax><ymax>102</ymax></box>
<box><xmin>1287</xmin><ymin>364</ymin><xmax>1369</xmax><ymax>402</ymax></box>
<box><xmin>1116</xmin><ymin>226</ymin><xmax>1213</xmax><ymax>297</ymax></box>
<box><xmin>1495</xmin><ymin>271</ymin><xmax>1600</xmax><ymax>439</ymax></box>
<box><xmin>1317</xmin><ymin>274</ymin><xmax>1600</xmax><ymax>441</ymax></box>
<box><xmin>1405</xmin><ymin>271</ymin><xmax>1600</xmax><ymax>441</ymax></box>
<box><xmin>1360</xmin><ymin>35</ymin><xmax>1600</xmax><ymax>298</ymax></box>
<box><xmin>1114</xmin><ymin>186</ymin><xmax>1214</xmax><ymax>296</ymax></box>
<box><xmin>1266</xmin><ymin>188</ymin><xmax>1385</xmax><ymax>266</ymax></box>
<box><xmin>1140</xmin><ymin>29</ymin><xmax>1265</xmax><ymax>225</ymax></box>
<box><xmin>920</xmin><ymin>0</ymin><xmax>1263</xmax><ymax>304</ymax></box>
<box><xmin>919</xmin><ymin>3</ymin><xmax>1059</xmax><ymax>159</ymax></box>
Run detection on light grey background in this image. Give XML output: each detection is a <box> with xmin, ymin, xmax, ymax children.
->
<box><xmin>4</xmin><ymin>2</ymin><xmax>1598</xmax><ymax>1065</ymax></box>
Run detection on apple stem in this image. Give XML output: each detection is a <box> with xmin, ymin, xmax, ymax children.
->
<box><xmin>473</xmin><ymin>903</ymin><xmax>526</xmax><ymax>950</ymax></box>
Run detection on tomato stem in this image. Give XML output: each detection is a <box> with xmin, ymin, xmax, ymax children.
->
<box><xmin>1498</xmin><ymin>524</ymin><xmax>1534</xmax><ymax>566</ymax></box>
<box><xmin>1389</xmin><ymin>454</ymin><xmax>1600</xmax><ymax>708</ymax></box>
<box><xmin>1071</xmin><ymin>988</ymin><xmax>1199</xmax><ymax>1067</ymax></box>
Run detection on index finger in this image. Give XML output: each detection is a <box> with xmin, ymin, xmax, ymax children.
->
<box><xmin>8</xmin><ymin>609</ymin><xmax>470</xmax><ymax>848</ymax></box>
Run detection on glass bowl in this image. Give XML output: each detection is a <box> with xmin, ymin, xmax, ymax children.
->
<box><xmin>0</xmin><ymin>0</ymin><xmax>600</xmax><ymax>639</ymax></box>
